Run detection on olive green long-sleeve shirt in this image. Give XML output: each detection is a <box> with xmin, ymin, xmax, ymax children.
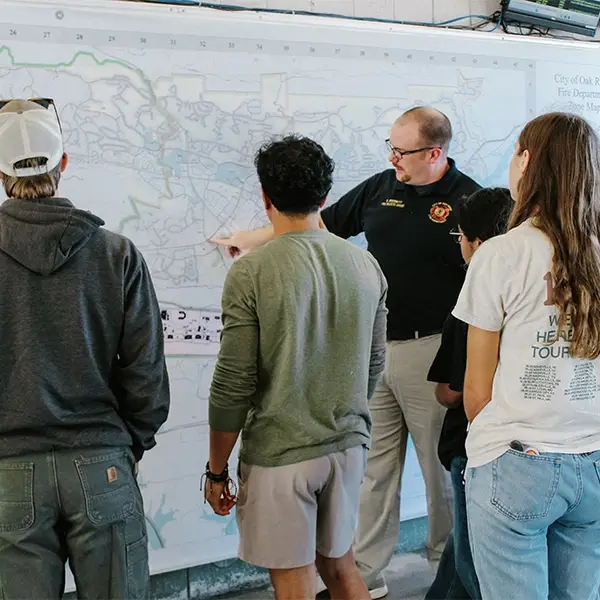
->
<box><xmin>209</xmin><ymin>229</ymin><xmax>387</xmax><ymax>468</ymax></box>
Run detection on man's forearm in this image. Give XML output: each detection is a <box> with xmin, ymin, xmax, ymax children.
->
<box><xmin>209</xmin><ymin>429</ymin><xmax>240</xmax><ymax>473</ymax></box>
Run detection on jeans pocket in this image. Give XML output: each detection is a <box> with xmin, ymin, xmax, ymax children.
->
<box><xmin>595</xmin><ymin>459</ymin><xmax>600</xmax><ymax>484</ymax></box>
<box><xmin>0</xmin><ymin>462</ymin><xmax>34</xmax><ymax>532</ymax></box>
<box><xmin>75</xmin><ymin>450</ymin><xmax>136</xmax><ymax>526</ymax></box>
<box><xmin>126</xmin><ymin>533</ymin><xmax>149</xmax><ymax>600</ymax></box>
<box><xmin>491</xmin><ymin>450</ymin><xmax>561</xmax><ymax>521</ymax></box>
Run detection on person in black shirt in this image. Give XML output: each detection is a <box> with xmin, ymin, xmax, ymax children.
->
<box><xmin>425</xmin><ymin>187</ymin><xmax>513</xmax><ymax>600</ymax></box>
<box><xmin>212</xmin><ymin>107</ymin><xmax>481</xmax><ymax>598</ymax></box>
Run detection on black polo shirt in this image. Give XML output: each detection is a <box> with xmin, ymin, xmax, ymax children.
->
<box><xmin>321</xmin><ymin>159</ymin><xmax>481</xmax><ymax>340</ymax></box>
<box><xmin>427</xmin><ymin>313</ymin><xmax>468</xmax><ymax>472</ymax></box>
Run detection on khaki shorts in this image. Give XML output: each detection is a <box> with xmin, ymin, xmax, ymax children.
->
<box><xmin>236</xmin><ymin>445</ymin><xmax>367</xmax><ymax>569</ymax></box>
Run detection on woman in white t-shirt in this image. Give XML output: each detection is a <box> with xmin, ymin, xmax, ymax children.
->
<box><xmin>453</xmin><ymin>112</ymin><xmax>600</xmax><ymax>600</ymax></box>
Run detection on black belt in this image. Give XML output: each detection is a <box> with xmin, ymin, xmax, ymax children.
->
<box><xmin>387</xmin><ymin>328</ymin><xmax>442</xmax><ymax>342</ymax></box>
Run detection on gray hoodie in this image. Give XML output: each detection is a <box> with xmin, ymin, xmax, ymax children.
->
<box><xmin>0</xmin><ymin>197</ymin><xmax>170</xmax><ymax>461</ymax></box>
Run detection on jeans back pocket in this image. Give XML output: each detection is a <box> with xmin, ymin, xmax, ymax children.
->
<box><xmin>491</xmin><ymin>450</ymin><xmax>561</xmax><ymax>521</ymax></box>
<box><xmin>0</xmin><ymin>463</ymin><xmax>34</xmax><ymax>532</ymax></box>
<box><xmin>75</xmin><ymin>450</ymin><xmax>136</xmax><ymax>526</ymax></box>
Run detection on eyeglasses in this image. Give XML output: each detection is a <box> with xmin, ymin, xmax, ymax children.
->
<box><xmin>0</xmin><ymin>97</ymin><xmax>62</xmax><ymax>132</ymax></box>
<box><xmin>449</xmin><ymin>229</ymin><xmax>463</xmax><ymax>244</ymax></box>
<box><xmin>385</xmin><ymin>139</ymin><xmax>440</xmax><ymax>159</ymax></box>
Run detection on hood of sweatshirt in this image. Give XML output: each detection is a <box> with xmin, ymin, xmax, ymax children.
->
<box><xmin>0</xmin><ymin>197</ymin><xmax>105</xmax><ymax>276</ymax></box>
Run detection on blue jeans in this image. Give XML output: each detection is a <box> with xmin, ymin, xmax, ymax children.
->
<box><xmin>466</xmin><ymin>449</ymin><xmax>600</xmax><ymax>600</ymax></box>
<box><xmin>0</xmin><ymin>447</ymin><xmax>148</xmax><ymax>599</ymax></box>
<box><xmin>426</xmin><ymin>457</ymin><xmax>481</xmax><ymax>599</ymax></box>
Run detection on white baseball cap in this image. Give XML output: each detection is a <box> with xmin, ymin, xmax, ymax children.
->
<box><xmin>0</xmin><ymin>99</ymin><xmax>64</xmax><ymax>178</ymax></box>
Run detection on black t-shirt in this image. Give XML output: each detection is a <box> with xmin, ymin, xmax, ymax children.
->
<box><xmin>427</xmin><ymin>313</ymin><xmax>468</xmax><ymax>471</ymax></box>
<box><xmin>321</xmin><ymin>160</ymin><xmax>480</xmax><ymax>340</ymax></box>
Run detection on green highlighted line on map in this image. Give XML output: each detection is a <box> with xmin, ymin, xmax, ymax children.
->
<box><xmin>0</xmin><ymin>45</ymin><xmax>150</xmax><ymax>86</ymax></box>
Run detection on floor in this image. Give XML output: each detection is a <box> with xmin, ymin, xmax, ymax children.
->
<box><xmin>220</xmin><ymin>552</ymin><xmax>434</xmax><ymax>600</ymax></box>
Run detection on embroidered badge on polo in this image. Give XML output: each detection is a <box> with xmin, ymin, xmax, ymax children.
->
<box><xmin>429</xmin><ymin>202</ymin><xmax>452</xmax><ymax>223</ymax></box>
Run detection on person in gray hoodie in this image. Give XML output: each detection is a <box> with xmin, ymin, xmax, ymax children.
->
<box><xmin>0</xmin><ymin>98</ymin><xmax>170</xmax><ymax>599</ymax></box>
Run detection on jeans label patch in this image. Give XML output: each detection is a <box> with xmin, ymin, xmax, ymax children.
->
<box><xmin>106</xmin><ymin>466</ymin><xmax>118</xmax><ymax>483</ymax></box>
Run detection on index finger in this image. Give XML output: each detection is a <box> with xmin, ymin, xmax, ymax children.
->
<box><xmin>209</xmin><ymin>236</ymin><xmax>234</xmax><ymax>246</ymax></box>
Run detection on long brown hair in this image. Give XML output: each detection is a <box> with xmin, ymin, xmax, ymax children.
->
<box><xmin>509</xmin><ymin>112</ymin><xmax>600</xmax><ymax>359</ymax></box>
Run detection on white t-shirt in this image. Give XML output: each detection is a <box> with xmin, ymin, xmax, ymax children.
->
<box><xmin>453</xmin><ymin>219</ymin><xmax>600</xmax><ymax>468</ymax></box>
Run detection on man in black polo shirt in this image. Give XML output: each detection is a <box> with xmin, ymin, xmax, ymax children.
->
<box><xmin>212</xmin><ymin>106</ymin><xmax>481</xmax><ymax>598</ymax></box>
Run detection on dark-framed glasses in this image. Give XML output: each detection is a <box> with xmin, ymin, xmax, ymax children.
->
<box><xmin>385</xmin><ymin>138</ymin><xmax>440</xmax><ymax>159</ymax></box>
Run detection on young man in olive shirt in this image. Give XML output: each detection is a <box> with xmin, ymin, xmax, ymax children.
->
<box><xmin>213</xmin><ymin>107</ymin><xmax>481</xmax><ymax>598</ymax></box>
<box><xmin>205</xmin><ymin>135</ymin><xmax>388</xmax><ymax>600</ymax></box>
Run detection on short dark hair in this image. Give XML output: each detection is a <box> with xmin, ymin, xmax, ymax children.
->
<box><xmin>455</xmin><ymin>187</ymin><xmax>513</xmax><ymax>242</ymax></box>
<box><xmin>254</xmin><ymin>135</ymin><xmax>335</xmax><ymax>215</ymax></box>
<box><xmin>402</xmin><ymin>106</ymin><xmax>453</xmax><ymax>151</ymax></box>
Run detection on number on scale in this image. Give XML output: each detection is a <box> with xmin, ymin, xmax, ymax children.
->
<box><xmin>16</xmin><ymin>28</ymin><xmax>510</xmax><ymax>67</ymax></box>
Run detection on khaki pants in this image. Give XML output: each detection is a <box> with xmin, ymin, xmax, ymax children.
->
<box><xmin>353</xmin><ymin>336</ymin><xmax>453</xmax><ymax>587</ymax></box>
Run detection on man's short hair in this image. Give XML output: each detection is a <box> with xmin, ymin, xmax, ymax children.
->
<box><xmin>400</xmin><ymin>106</ymin><xmax>453</xmax><ymax>152</ymax></box>
<box><xmin>254</xmin><ymin>135</ymin><xmax>335</xmax><ymax>215</ymax></box>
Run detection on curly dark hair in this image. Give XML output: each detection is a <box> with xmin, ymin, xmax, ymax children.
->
<box><xmin>254</xmin><ymin>134</ymin><xmax>335</xmax><ymax>215</ymax></box>
<box><xmin>454</xmin><ymin>187</ymin><xmax>513</xmax><ymax>243</ymax></box>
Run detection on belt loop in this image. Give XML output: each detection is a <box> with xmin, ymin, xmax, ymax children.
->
<box><xmin>415</xmin><ymin>330</ymin><xmax>419</xmax><ymax>340</ymax></box>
